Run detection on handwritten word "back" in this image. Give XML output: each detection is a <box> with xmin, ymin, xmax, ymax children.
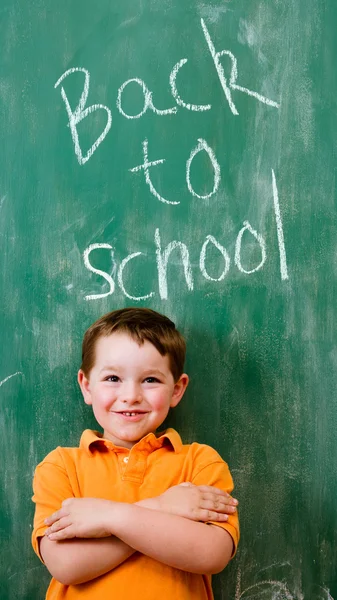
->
<box><xmin>55</xmin><ymin>19</ymin><xmax>280</xmax><ymax>165</ymax></box>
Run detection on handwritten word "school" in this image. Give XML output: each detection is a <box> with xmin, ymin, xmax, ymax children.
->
<box><xmin>83</xmin><ymin>170</ymin><xmax>288</xmax><ymax>302</ymax></box>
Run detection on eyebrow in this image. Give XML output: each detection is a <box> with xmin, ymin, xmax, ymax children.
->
<box><xmin>99</xmin><ymin>366</ymin><xmax>166</xmax><ymax>378</ymax></box>
<box><xmin>99</xmin><ymin>365</ymin><xmax>121</xmax><ymax>374</ymax></box>
<box><xmin>141</xmin><ymin>369</ymin><xmax>166</xmax><ymax>378</ymax></box>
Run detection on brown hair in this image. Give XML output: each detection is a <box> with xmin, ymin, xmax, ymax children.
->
<box><xmin>80</xmin><ymin>307</ymin><xmax>186</xmax><ymax>382</ymax></box>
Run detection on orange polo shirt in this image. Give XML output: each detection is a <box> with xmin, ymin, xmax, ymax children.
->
<box><xmin>32</xmin><ymin>429</ymin><xmax>239</xmax><ymax>600</ymax></box>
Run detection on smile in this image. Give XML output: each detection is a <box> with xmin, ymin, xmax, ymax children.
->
<box><xmin>112</xmin><ymin>411</ymin><xmax>148</xmax><ymax>422</ymax></box>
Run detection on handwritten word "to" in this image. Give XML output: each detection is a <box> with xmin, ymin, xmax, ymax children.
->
<box><xmin>54</xmin><ymin>19</ymin><xmax>280</xmax><ymax>166</ymax></box>
<box><xmin>82</xmin><ymin>170</ymin><xmax>288</xmax><ymax>302</ymax></box>
<box><xmin>130</xmin><ymin>137</ymin><xmax>221</xmax><ymax>205</ymax></box>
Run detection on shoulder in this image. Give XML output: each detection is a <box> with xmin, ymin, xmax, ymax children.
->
<box><xmin>35</xmin><ymin>446</ymin><xmax>77</xmax><ymax>467</ymax></box>
<box><xmin>34</xmin><ymin>430</ymin><xmax>91</xmax><ymax>472</ymax></box>
<box><xmin>177</xmin><ymin>438</ymin><xmax>234</xmax><ymax>489</ymax></box>
<box><xmin>183</xmin><ymin>440</ymin><xmax>227</xmax><ymax>467</ymax></box>
<box><xmin>32</xmin><ymin>434</ymin><xmax>91</xmax><ymax>495</ymax></box>
<box><xmin>168</xmin><ymin>429</ymin><xmax>226</xmax><ymax>464</ymax></box>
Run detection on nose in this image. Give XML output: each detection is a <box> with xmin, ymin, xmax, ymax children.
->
<box><xmin>120</xmin><ymin>381</ymin><xmax>142</xmax><ymax>404</ymax></box>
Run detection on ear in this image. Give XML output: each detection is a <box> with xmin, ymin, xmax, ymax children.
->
<box><xmin>78</xmin><ymin>370</ymin><xmax>93</xmax><ymax>406</ymax></box>
<box><xmin>170</xmin><ymin>373</ymin><xmax>189</xmax><ymax>408</ymax></box>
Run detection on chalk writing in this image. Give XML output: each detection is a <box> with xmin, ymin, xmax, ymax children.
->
<box><xmin>0</xmin><ymin>372</ymin><xmax>23</xmax><ymax>388</ymax></box>
<box><xmin>129</xmin><ymin>139</ymin><xmax>179</xmax><ymax>206</ymax></box>
<box><xmin>116</xmin><ymin>78</ymin><xmax>177</xmax><ymax>119</ymax></box>
<box><xmin>130</xmin><ymin>137</ymin><xmax>222</xmax><ymax>205</ymax></box>
<box><xmin>169</xmin><ymin>58</ymin><xmax>212</xmax><ymax>112</ymax></box>
<box><xmin>238</xmin><ymin>580</ymin><xmax>294</xmax><ymax>599</ymax></box>
<box><xmin>82</xmin><ymin>170</ymin><xmax>288</xmax><ymax>300</ymax></box>
<box><xmin>199</xmin><ymin>235</ymin><xmax>230</xmax><ymax>281</ymax></box>
<box><xmin>117</xmin><ymin>252</ymin><xmax>155</xmax><ymax>301</ymax></box>
<box><xmin>84</xmin><ymin>222</ymin><xmax>266</xmax><ymax>301</ymax></box>
<box><xmin>272</xmin><ymin>169</ymin><xmax>289</xmax><ymax>280</ymax></box>
<box><xmin>117</xmin><ymin>78</ymin><xmax>152</xmax><ymax>120</ymax></box>
<box><xmin>235</xmin><ymin>570</ymin><xmax>294</xmax><ymax>600</ymax></box>
<box><xmin>52</xmin><ymin>24</ymin><xmax>287</xmax><ymax>298</ymax></box>
<box><xmin>54</xmin><ymin>67</ymin><xmax>112</xmax><ymax>165</ymax></box>
<box><xmin>234</xmin><ymin>221</ymin><xmax>267</xmax><ymax>274</ymax></box>
<box><xmin>55</xmin><ymin>21</ymin><xmax>280</xmax><ymax>165</ymax></box>
<box><xmin>186</xmin><ymin>138</ymin><xmax>221</xmax><ymax>199</ymax></box>
<box><xmin>235</xmin><ymin>567</ymin><xmax>334</xmax><ymax>600</ymax></box>
<box><xmin>83</xmin><ymin>243</ymin><xmax>115</xmax><ymax>300</ymax></box>
<box><xmin>236</xmin><ymin>581</ymin><xmax>335</xmax><ymax>600</ymax></box>
<box><xmin>200</xmin><ymin>19</ymin><xmax>280</xmax><ymax>115</ymax></box>
<box><xmin>155</xmin><ymin>228</ymin><xmax>194</xmax><ymax>300</ymax></box>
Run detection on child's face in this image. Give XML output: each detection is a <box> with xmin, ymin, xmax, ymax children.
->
<box><xmin>78</xmin><ymin>332</ymin><xmax>188</xmax><ymax>448</ymax></box>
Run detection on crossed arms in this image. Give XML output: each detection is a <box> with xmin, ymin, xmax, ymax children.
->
<box><xmin>39</xmin><ymin>483</ymin><xmax>238</xmax><ymax>586</ymax></box>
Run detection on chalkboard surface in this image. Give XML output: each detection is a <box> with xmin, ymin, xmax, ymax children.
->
<box><xmin>1</xmin><ymin>1</ymin><xmax>336</xmax><ymax>598</ymax></box>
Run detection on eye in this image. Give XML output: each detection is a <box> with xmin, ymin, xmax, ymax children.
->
<box><xmin>105</xmin><ymin>375</ymin><xmax>120</xmax><ymax>382</ymax></box>
<box><xmin>144</xmin><ymin>377</ymin><xmax>160</xmax><ymax>384</ymax></box>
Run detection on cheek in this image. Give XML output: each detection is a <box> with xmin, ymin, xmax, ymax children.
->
<box><xmin>147</xmin><ymin>390</ymin><xmax>171</xmax><ymax>411</ymax></box>
<box><xmin>93</xmin><ymin>388</ymin><xmax>116</xmax><ymax>409</ymax></box>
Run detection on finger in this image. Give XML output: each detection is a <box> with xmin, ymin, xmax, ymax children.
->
<box><xmin>211</xmin><ymin>496</ymin><xmax>238</xmax><ymax>511</ymax></box>
<box><xmin>201</xmin><ymin>491</ymin><xmax>238</xmax><ymax>506</ymax></box>
<box><xmin>45</xmin><ymin>516</ymin><xmax>71</xmax><ymax>535</ymax></box>
<box><xmin>198</xmin><ymin>509</ymin><xmax>229</xmax><ymax>522</ymax></box>
<box><xmin>45</xmin><ymin>509</ymin><xmax>64</xmax><ymax>526</ymax></box>
<box><xmin>47</xmin><ymin>526</ymin><xmax>75</xmax><ymax>541</ymax></box>
<box><xmin>179</xmin><ymin>482</ymin><xmax>194</xmax><ymax>487</ymax></box>
<box><xmin>62</xmin><ymin>498</ymin><xmax>73</xmax><ymax>507</ymax></box>
<box><xmin>198</xmin><ymin>486</ymin><xmax>238</xmax><ymax>504</ymax></box>
<box><xmin>200</xmin><ymin>498</ymin><xmax>237</xmax><ymax>514</ymax></box>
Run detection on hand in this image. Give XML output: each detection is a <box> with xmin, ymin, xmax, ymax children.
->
<box><xmin>44</xmin><ymin>498</ymin><xmax>118</xmax><ymax>541</ymax></box>
<box><xmin>156</xmin><ymin>483</ymin><xmax>238</xmax><ymax>522</ymax></box>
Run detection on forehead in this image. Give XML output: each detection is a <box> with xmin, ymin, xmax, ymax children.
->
<box><xmin>92</xmin><ymin>332</ymin><xmax>170</xmax><ymax>370</ymax></box>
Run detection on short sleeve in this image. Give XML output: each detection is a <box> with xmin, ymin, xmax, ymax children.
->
<box><xmin>31</xmin><ymin>450</ymin><xmax>75</xmax><ymax>562</ymax></box>
<box><xmin>190</xmin><ymin>445</ymin><xmax>240</xmax><ymax>557</ymax></box>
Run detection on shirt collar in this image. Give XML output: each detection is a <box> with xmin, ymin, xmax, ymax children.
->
<box><xmin>80</xmin><ymin>428</ymin><xmax>183</xmax><ymax>455</ymax></box>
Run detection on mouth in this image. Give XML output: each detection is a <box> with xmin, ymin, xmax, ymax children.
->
<box><xmin>112</xmin><ymin>411</ymin><xmax>148</xmax><ymax>421</ymax></box>
<box><xmin>119</xmin><ymin>411</ymin><xmax>145</xmax><ymax>416</ymax></box>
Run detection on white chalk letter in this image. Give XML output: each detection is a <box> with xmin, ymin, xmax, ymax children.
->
<box><xmin>200</xmin><ymin>235</ymin><xmax>230</xmax><ymax>281</ymax></box>
<box><xmin>83</xmin><ymin>243</ymin><xmax>115</xmax><ymax>300</ymax></box>
<box><xmin>117</xmin><ymin>77</ymin><xmax>177</xmax><ymax>119</ymax></box>
<box><xmin>117</xmin><ymin>78</ymin><xmax>151</xmax><ymax>119</ymax></box>
<box><xmin>186</xmin><ymin>138</ymin><xmax>221</xmax><ymax>199</ymax></box>
<box><xmin>201</xmin><ymin>19</ymin><xmax>280</xmax><ymax>114</ymax></box>
<box><xmin>130</xmin><ymin>139</ymin><xmax>179</xmax><ymax>205</ymax></box>
<box><xmin>117</xmin><ymin>252</ymin><xmax>155</xmax><ymax>301</ymax></box>
<box><xmin>55</xmin><ymin>68</ymin><xmax>112</xmax><ymax>165</ymax></box>
<box><xmin>235</xmin><ymin>221</ymin><xmax>267</xmax><ymax>274</ymax></box>
<box><xmin>272</xmin><ymin>169</ymin><xmax>289</xmax><ymax>280</ymax></box>
<box><xmin>201</xmin><ymin>20</ymin><xmax>238</xmax><ymax>115</ymax></box>
<box><xmin>170</xmin><ymin>59</ymin><xmax>211</xmax><ymax>112</ymax></box>
<box><xmin>155</xmin><ymin>228</ymin><xmax>193</xmax><ymax>300</ymax></box>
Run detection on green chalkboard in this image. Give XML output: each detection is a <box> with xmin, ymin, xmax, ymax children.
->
<box><xmin>1</xmin><ymin>1</ymin><xmax>336</xmax><ymax>598</ymax></box>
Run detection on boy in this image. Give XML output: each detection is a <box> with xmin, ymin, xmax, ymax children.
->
<box><xmin>32</xmin><ymin>307</ymin><xmax>239</xmax><ymax>600</ymax></box>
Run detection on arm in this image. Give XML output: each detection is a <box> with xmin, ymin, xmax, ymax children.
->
<box><xmin>39</xmin><ymin>496</ymin><xmax>158</xmax><ymax>585</ymax></box>
<box><xmin>40</xmin><ymin>503</ymin><xmax>232</xmax><ymax>586</ymax></box>
<box><xmin>109</xmin><ymin>502</ymin><xmax>234</xmax><ymax>574</ymax></box>
<box><xmin>39</xmin><ymin>535</ymin><xmax>135</xmax><ymax>586</ymax></box>
<box><xmin>42</xmin><ymin>485</ymin><xmax>237</xmax><ymax>584</ymax></box>
<box><xmin>44</xmin><ymin>497</ymin><xmax>234</xmax><ymax>579</ymax></box>
<box><xmin>32</xmin><ymin>455</ymin><xmax>138</xmax><ymax>586</ymax></box>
